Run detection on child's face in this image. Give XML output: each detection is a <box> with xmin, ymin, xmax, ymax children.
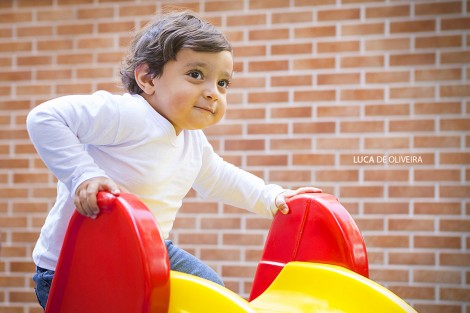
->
<box><xmin>145</xmin><ymin>48</ymin><xmax>233</xmax><ymax>135</ymax></box>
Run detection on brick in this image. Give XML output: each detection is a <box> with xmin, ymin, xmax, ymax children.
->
<box><xmin>222</xmin><ymin>265</ymin><xmax>256</xmax><ymax>278</ymax></box>
<box><xmin>249</xmin><ymin>29</ymin><xmax>289</xmax><ymax>41</ymax></box>
<box><xmin>318</xmin><ymin>105</ymin><xmax>360</xmax><ymax>117</ymax></box>
<box><xmin>272</xmin><ymin>43</ymin><xmax>312</xmax><ymax>55</ymax></box>
<box><xmin>340</xmin><ymin>121</ymin><xmax>384</xmax><ymax>133</ymax></box>
<box><xmin>293</xmin><ymin>122</ymin><xmax>335</xmax><ymax>134</ymax></box>
<box><xmin>271</xmin><ymin>74</ymin><xmax>312</xmax><ymax>87</ymax></box>
<box><xmin>441</xmin><ymin>17</ymin><xmax>470</xmax><ymax>30</ymax></box>
<box><xmin>317</xmin><ymin>137</ymin><xmax>360</xmax><ymax>150</ymax></box>
<box><xmin>414</xmin><ymin>101</ymin><xmax>461</xmax><ymax>114</ymax></box>
<box><xmin>179</xmin><ymin>233</ymin><xmax>218</xmax><ymax>245</ymax></box>
<box><xmin>415</xmin><ymin>68</ymin><xmax>461</xmax><ymax>81</ymax></box>
<box><xmin>389</xmin><ymin>186</ymin><xmax>434</xmax><ymax>198</ymax></box>
<box><xmin>370</xmin><ymin>269</ymin><xmax>409</xmax><ymax>283</ymax></box>
<box><xmin>0</xmin><ymin>71</ymin><xmax>32</xmax><ymax>82</ymax></box>
<box><xmin>293</xmin><ymin>57</ymin><xmax>335</xmax><ymax>70</ymax></box>
<box><xmin>365</xmin><ymin>104</ymin><xmax>409</xmax><ymax>116</ymax></box>
<box><xmin>248</xmin><ymin>0</ymin><xmax>290</xmax><ymax>9</ymax></box>
<box><xmin>223</xmin><ymin>233</ymin><xmax>264</xmax><ymax>246</ymax></box>
<box><xmin>247</xmin><ymin>123</ymin><xmax>288</xmax><ymax>134</ymax></box>
<box><xmin>0</xmin><ymin>12</ymin><xmax>32</xmax><ymax>24</ymax></box>
<box><xmin>389</xmin><ymin>218</ymin><xmax>434</xmax><ymax>231</ymax></box>
<box><xmin>225</xmin><ymin>139</ymin><xmax>265</xmax><ymax>151</ymax></box>
<box><xmin>389</xmin><ymin>286</ymin><xmax>435</xmax><ymax>300</ymax></box>
<box><xmin>247</xmin><ymin>155</ymin><xmax>288</xmax><ymax>166</ymax></box>
<box><xmin>390</xmin><ymin>119</ymin><xmax>434</xmax><ymax>132</ymax></box>
<box><xmin>341</xmin><ymin>23</ymin><xmax>384</xmax><ymax>36</ymax></box>
<box><xmin>441</xmin><ymin>51</ymin><xmax>470</xmax><ymax>64</ymax></box>
<box><xmin>364</xmin><ymin>169</ymin><xmax>409</xmax><ymax>181</ymax></box>
<box><xmin>389</xmin><ymin>252</ymin><xmax>435</xmax><ymax>265</ymax></box>
<box><xmin>227</xmin><ymin>14</ymin><xmax>266</xmax><ymax>27</ymax></box>
<box><xmin>355</xmin><ymin>218</ymin><xmax>384</xmax><ymax>231</ymax></box>
<box><xmin>272</xmin><ymin>11</ymin><xmax>312</xmax><ymax>24</ymax></box>
<box><xmin>365</xmin><ymin>5</ymin><xmax>409</xmax><ymax>18</ymax></box>
<box><xmin>17</xmin><ymin>25</ymin><xmax>53</xmax><ymax>37</ymax></box>
<box><xmin>440</xmin><ymin>185</ymin><xmax>470</xmax><ymax>198</ymax></box>
<box><xmin>339</xmin><ymin>186</ymin><xmax>384</xmax><ymax>198</ymax></box>
<box><xmin>77</xmin><ymin>7</ymin><xmax>114</xmax><ymax>19</ymax></box>
<box><xmin>294</xmin><ymin>90</ymin><xmax>336</xmax><ymax>102</ymax></box>
<box><xmin>390</xmin><ymin>53</ymin><xmax>435</xmax><ymax>66</ymax></box>
<box><xmin>414</xmin><ymin>136</ymin><xmax>460</xmax><ymax>148</ymax></box>
<box><xmin>366</xmin><ymin>71</ymin><xmax>410</xmax><ymax>84</ymax></box>
<box><xmin>271</xmin><ymin>138</ymin><xmax>312</xmax><ymax>150</ymax></box>
<box><xmin>317</xmin><ymin>73</ymin><xmax>359</xmax><ymax>85</ymax></box>
<box><xmin>390</xmin><ymin>86</ymin><xmax>435</xmax><ymax>99</ymax></box>
<box><xmin>441</xmin><ymin>85</ymin><xmax>470</xmax><ymax>97</ymax></box>
<box><xmin>415</xmin><ymin>235</ymin><xmax>461</xmax><ymax>249</ymax></box>
<box><xmin>225</xmin><ymin>108</ymin><xmax>266</xmax><ymax>120</ymax></box>
<box><xmin>248</xmin><ymin>91</ymin><xmax>288</xmax><ymax>103</ymax></box>
<box><xmin>271</xmin><ymin>106</ymin><xmax>312</xmax><ymax>118</ymax></box>
<box><xmin>441</xmin><ymin>118</ymin><xmax>470</xmax><ymax>131</ymax></box>
<box><xmin>292</xmin><ymin>153</ymin><xmax>335</xmax><ymax>166</ymax></box>
<box><xmin>317</xmin><ymin>8</ymin><xmax>360</xmax><ymax>21</ymax></box>
<box><xmin>204</xmin><ymin>124</ymin><xmax>242</xmax><ymax>136</ymax></box>
<box><xmin>57</xmin><ymin>53</ymin><xmax>93</xmax><ymax>64</ymax></box>
<box><xmin>316</xmin><ymin>170</ymin><xmax>358</xmax><ymax>182</ymax></box>
<box><xmin>365</xmin><ymin>235</ymin><xmax>409</xmax><ymax>248</ymax></box>
<box><xmin>440</xmin><ymin>287</ymin><xmax>470</xmax><ymax>302</ymax></box>
<box><xmin>415</xmin><ymin>1</ymin><xmax>461</xmax><ymax>15</ymax></box>
<box><xmin>270</xmin><ymin>170</ymin><xmax>311</xmax><ymax>182</ymax></box>
<box><xmin>294</xmin><ymin>25</ymin><xmax>336</xmax><ymax>38</ymax></box>
<box><xmin>341</xmin><ymin>89</ymin><xmax>384</xmax><ymax>101</ymax></box>
<box><xmin>178</xmin><ymin>202</ymin><xmax>218</xmax><ymax>214</ymax></box>
<box><xmin>77</xmin><ymin>37</ymin><xmax>114</xmax><ymax>49</ymax></box>
<box><xmin>201</xmin><ymin>217</ymin><xmax>241</xmax><ymax>230</ymax></box>
<box><xmin>414</xmin><ymin>269</ymin><xmax>461</xmax><ymax>284</ymax></box>
<box><xmin>341</xmin><ymin>55</ymin><xmax>385</xmax><ymax>68</ymax></box>
<box><xmin>390</xmin><ymin>20</ymin><xmax>435</xmax><ymax>33</ymax></box>
<box><xmin>0</xmin><ymin>41</ymin><xmax>32</xmax><ymax>52</ymax></box>
<box><xmin>440</xmin><ymin>152</ymin><xmax>470</xmax><ymax>165</ymax></box>
<box><xmin>55</xmin><ymin>23</ymin><xmax>93</xmax><ymax>36</ymax></box>
<box><xmin>56</xmin><ymin>83</ymin><xmax>93</xmax><ymax>95</ymax></box>
<box><xmin>440</xmin><ymin>219</ymin><xmax>470</xmax><ymax>232</ymax></box>
<box><xmin>413</xmin><ymin>304</ymin><xmax>462</xmax><ymax>313</ymax></box>
<box><xmin>415</xmin><ymin>35</ymin><xmax>462</xmax><ymax>49</ymax></box>
<box><xmin>232</xmin><ymin>45</ymin><xmax>266</xmax><ymax>58</ymax></box>
<box><xmin>317</xmin><ymin>41</ymin><xmax>359</xmax><ymax>53</ymax></box>
<box><xmin>365</xmin><ymin>38</ymin><xmax>410</xmax><ymax>51</ymax></box>
<box><xmin>200</xmin><ymin>248</ymin><xmax>241</xmax><ymax>261</ymax></box>
<box><xmin>249</xmin><ymin>60</ymin><xmax>288</xmax><ymax>72</ymax></box>
<box><xmin>440</xmin><ymin>253</ymin><xmax>470</xmax><ymax>266</ymax></box>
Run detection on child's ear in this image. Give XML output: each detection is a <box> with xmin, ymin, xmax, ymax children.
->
<box><xmin>134</xmin><ymin>63</ymin><xmax>155</xmax><ymax>95</ymax></box>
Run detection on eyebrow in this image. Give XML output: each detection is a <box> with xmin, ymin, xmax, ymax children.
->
<box><xmin>184</xmin><ymin>61</ymin><xmax>233</xmax><ymax>79</ymax></box>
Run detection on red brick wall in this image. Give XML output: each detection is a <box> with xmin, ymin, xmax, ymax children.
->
<box><xmin>1</xmin><ymin>0</ymin><xmax>469</xmax><ymax>312</ymax></box>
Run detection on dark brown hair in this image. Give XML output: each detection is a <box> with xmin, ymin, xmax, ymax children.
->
<box><xmin>121</xmin><ymin>11</ymin><xmax>232</xmax><ymax>94</ymax></box>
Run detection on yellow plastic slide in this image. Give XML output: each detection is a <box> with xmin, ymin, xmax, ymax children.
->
<box><xmin>167</xmin><ymin>262</ymin><xmax>417</xmax><ymax>313</ymax></box>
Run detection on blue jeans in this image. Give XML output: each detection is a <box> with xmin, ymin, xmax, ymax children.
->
<box><xmin>33</xmin><ymin>240</ymin><xmax>223</xmax><ymax>310</ymax></box>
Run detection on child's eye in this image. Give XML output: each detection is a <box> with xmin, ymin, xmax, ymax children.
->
<box><xmin>218</xmin><ymin>79</ymin><xmax>230</xmax><ymax>89</ymax></box>
<box><xmin>188</xmin><ymin>70</ymin><xmax>203</xmax><ymax>80</ymax></box>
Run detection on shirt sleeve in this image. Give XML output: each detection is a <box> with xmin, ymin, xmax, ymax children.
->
<box><xmin>192</xmin><ymin>133</ymin><xmax>285</xmax><ymax>218</ymax></box>
<box><xmin>26</xmin><ymin>91</ymin><xmax>120</xmax><ymax>195</ymax></box>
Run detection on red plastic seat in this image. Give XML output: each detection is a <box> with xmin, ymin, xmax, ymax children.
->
<box><xmin>46</xmin><ymin>192</ymin><xmax>170</xmax><ymax>313</ymax></box>
<box><xmin>249</xmin><ymin>193</ymin><xmax>368</xmax><ymax>301</ymax></box>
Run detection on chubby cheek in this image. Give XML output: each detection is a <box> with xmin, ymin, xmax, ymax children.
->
<box><xmin>215</xmin><ymin>101</ymin><xmax>227</xmax><ymax>121</ymax></box>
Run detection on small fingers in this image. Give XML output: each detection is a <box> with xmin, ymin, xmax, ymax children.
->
<box><xmin>75</xmin><ymin>177</ymin><xmax>120</xmax><ymax>219</ymax></box>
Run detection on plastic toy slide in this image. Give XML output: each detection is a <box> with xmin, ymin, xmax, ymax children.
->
<box><xmin>166</xmin><ymin>261</ymin><xmax>416</xmax><ymax>313</ymax></box>
<box><xmin>45</xmin><ymin>192</ymin><xmax>417</xmax><ymax>313</ymax></box>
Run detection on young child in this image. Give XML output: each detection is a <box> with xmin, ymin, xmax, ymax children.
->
<box><xmin>27</xmin><ymin>11</ymin><xmax>321</xmax><ymax>310</ymax></box>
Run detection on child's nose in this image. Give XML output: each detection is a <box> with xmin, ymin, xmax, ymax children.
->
<box><xmin>203</xmin><ymin>84</ymin><xmax>219</xmax><ymax>101</ymax></box>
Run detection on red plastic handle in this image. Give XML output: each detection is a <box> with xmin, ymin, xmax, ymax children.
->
<box><xmin>96</xmin><ymin>191</ymin><xmax>117</xmax><ymax>213</ymax></box>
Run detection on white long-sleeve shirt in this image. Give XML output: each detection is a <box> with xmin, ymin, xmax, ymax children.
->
<box><xmin>27</xmin><ymin>90</ymin><xmax>284</xmax><ymax>270</ymax></box>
